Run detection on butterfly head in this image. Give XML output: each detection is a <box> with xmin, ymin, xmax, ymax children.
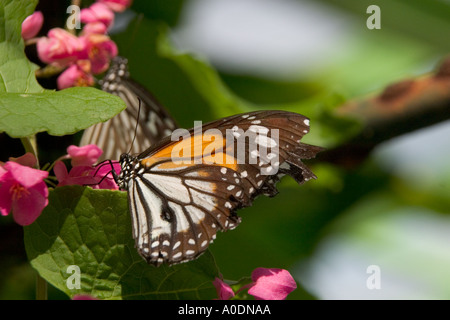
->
<box><xmin>117</xmin><ymin>153</ymin><xmax>140</xmax><ymax>190</ymax></box>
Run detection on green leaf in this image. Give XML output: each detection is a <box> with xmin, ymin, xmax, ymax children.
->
<box><xmin>0</xmin><ymin>0</ymin><xmax>126</xmax><ymax>138</ymax></box>
<box><xmin>0</xmin><ymin>88</ymin><xmax>126</xmax><ymax>137</ymax></box>
<box><xmin>0</xmin><ymin>0</ymin><xmax>42</xmax><ymax>93</ymax></box>
<box><xmin>156</xmin><ymin>25</ymin><xmax>252</xmax><ymax>118</ymax></box>
<box><xmin>24</xmin><ymin>186</ymin><xmax>219</xmax><ymax>300</ymax></box>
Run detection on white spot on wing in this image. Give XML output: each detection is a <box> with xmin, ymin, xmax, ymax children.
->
<box><xmin>255</xmin><ymin>135</ymin><xmax>277</xmax><ymax>148</ymax></box>
<box><xmin>248</xmin><ymin>125</ymin><xmax>269</xmax><ymax>135</ymax></box>
<box><xmin>173</xmin><ymin>252</ymin><xmax>182</xmax><ymax>259</ymax></box>
<box><xmin>151</xmin><ymin>241</ymin><xmax>159</xmax><ymax>248</ymax></box>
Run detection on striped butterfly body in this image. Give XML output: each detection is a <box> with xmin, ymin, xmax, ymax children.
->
<box><xmin>80</xmin><ymin>56</ymin><xmax>178</xmax><ymax>162</ymax></box>
<box><xmin>113</xmin><ymin>110</ymin><xmax>322</xmax><ymax>266</ymax></box>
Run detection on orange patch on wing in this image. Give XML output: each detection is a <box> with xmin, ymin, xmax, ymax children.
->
<box><xmin>140</xmin><ymin>132</ymin><xmax>238</xmax><ymax>171</ymax></box>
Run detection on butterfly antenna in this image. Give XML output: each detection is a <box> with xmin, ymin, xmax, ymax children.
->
<box><xmin>128</xmin><ymin>97</ymin><xmax>142</xmax><ymax>155</ymax></box>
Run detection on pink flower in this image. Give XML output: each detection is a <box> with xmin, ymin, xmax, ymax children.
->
<box><xmin>21</xmin><ymin>11</ymin><xmax>44</xmax><ymax>40</ymax></box>
<box><xmin>78</xmin><ymin>33</ymin><xmax>118</xmax><ymax>74</ymax></box>
<box><xmin>67</xmin><ymin>145</ymin><xmax>103</xmax><ymax>167</ymax></box>
<box><xmin>213</xmin><ymin>277</ymin><xmax>235</xmax><ymax>300</ymax></box>
<box><xmin>81</xmin><ymin>3</ymin><xmax>115</xmax><ymax>29</ymax></box>
<box><xmin>37</xmin><ymin>28</ymin><xmax>84</xmax><ymax>68</ymax></box>
<box><xmin>81</xmin><ymin>22</ymin><xmax>108</xmax><ymax>35</ymax></box>
<box><xmin>72</xmin><ymin>294</ymin><xmax>98</xmax><ymax>300</ymax></box>
<box><xmin>57</xmin><ymin>62</ymin><xmax>95</xmax><ymax>89</ymax></box>
<box><xmin>54</xmin><ymin>162</ymin><xmax>97</xmax><ymax>187</ymax></box>
<box><xmin>54</xmin><ymin>161</ymin><xmax>119</xmax><ymax>190</ymax></box>
<box><xmin>97</xmin><ymin>0</ymin><xmax>133</xmax><ymax>12</ymax></box>
<box><xmin>247</xmin><ymin>268</ymin><xmax>297</xmax><ymax>300</ymax></box>
<box><xmin>0</xmin><ymin>160</ymin><xmax>49</xmax><ymax>226</ymax></box>
<box><xmin>54</xmin><ymin>145</ymin><xmax>119</xmax><ymax>189</ymax></box>
<box><xmin>95</xmin><ymin>161</ymin><xmax>121</xmax><ymax>190</ymax></box>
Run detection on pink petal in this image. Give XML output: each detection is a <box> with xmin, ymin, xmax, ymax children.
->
<box><xmin>21</xmin><ymin>11</ymin><xmax>44</xmax><ymax>40</ymax></box>
<box><xmin>96</xmin><ymin>177</ymin><xmax>119</xmax><ymax>190</ymax></box>
<box><xmin>57</xmin><ymin>64</ymin><xmax>95</xmax><ymax>90</ymax></box>
<box><xmin>56</xmin><ymin>166</ymin><xmax>98</xmax><ymax>187</ymax></box>
<box><xmin>72</xmin><ymin>294</ymin><xmax>98</xmax><ymax>300</ymax></box>
<box><xmin>57</xmin><ymin>65</ymin><xmax>79</xmax><ymax>89</ymax></box>
<box><xmin>91</xmin><ymin>162</ymin><xmax>120</xmax><ymax>190</ymax></box>
<box><xmin>0</xmin><ymin>179</ymin><xmax>13</xmax><ymax>216</ymax></box>
<box><xmin>3</xmin><ymin>162</ymin><xmax>48</xmax><ymax>188</ymax></box>
<box><xmin>67</xmin><ymin>145</ymin><xmax>103</xmax><ymax>167</ymax></box>
<box><xmin>80</xmin><ymin>3</ymin><xmax>115</xmax><ymax>28</ymax></box>
<box><xmin>247</xmin><ymin>268</ymin><xmax>297</xmax><ymax>300</ymax></box>
<box><xmin>98</xmin><ymin>0</ymin><xmax>133</xmax><ymax>12</ymax></box>
<box><xmin>95</xmin><ymin>161</ymin><xmax>121</xmax><ymax>177</ymax></box>
<box><xmin>12</xmin><ymin>181</ymin><xmax>49</xmax><ymax>226</ymax></box>
<box><xmin>82</xmin><ymin>22</ymin><xmax>108</xmax><ymax>35</ymax></box>
<box><xmin>213</xmin><ymin>277</ymin><xmax>235</xmax><ymax>300</ymax></box>
<box><xmin>9</xmin><ymin>152</ymin><xmax>37</xmax><ymax>168</ymax></box>
<box><xmin>0</xmin><ymin>165</ymin><xmax>8</xmax><ymax>179</ymax></box>
<box><xmin>37</xmin><ymin>28</ymin><xmax>85</xmax><ymax>68</ymax></box>
<box><xmin>0</xmin><ymin>162</ymin><xmax>49</xmax><ymax>225</ymax></box>
<box><xmin>53</xmin><ymin>161</ymin><xmax>69</xmax><ymax>183</ymax></box>
<box><xmin>79</xmin><ymin>34</ymin><xmax>118</xmax><ymax>74</ymax></box>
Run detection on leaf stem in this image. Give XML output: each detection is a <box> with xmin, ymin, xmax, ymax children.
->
<box><xmin>20</xmin><ymin>136</ymin><xmax>39</xmax><ymax>169</ymax></box>
<box><xmin>36</xmin><ymin>273</ymin><xmax>48</xmax><ymax>300</ymax></box>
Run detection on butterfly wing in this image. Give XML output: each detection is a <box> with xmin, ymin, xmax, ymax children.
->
<box><xmin>80</xmin><ymin>56</ymin><xmax>178</xmax><ymax>162</ymax></box>
<box><xmin>119</xmin><ymin>110</ymin><xmax>322</xmax><ymax>266</ymax></box>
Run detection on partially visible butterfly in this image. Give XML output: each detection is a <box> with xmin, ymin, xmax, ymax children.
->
<box><xmin>80</xmin><ymin>56</ymin><xmax>178</xmax><ymax>162</ymax></box>
<box><xmin>110</xmin><ymin>110</ymin><xmax>323</xmax><ymax>266</ymax></box>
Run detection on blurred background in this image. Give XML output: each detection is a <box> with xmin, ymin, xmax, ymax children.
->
<box><xmin>1</xmin><ymin>0</ymin><xmax>450</xmax><ymax>299</ymax></box>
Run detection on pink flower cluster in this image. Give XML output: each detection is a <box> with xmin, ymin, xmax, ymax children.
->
<box><xmin>0</xmin><ymin>145</ymin><xmax>119</xmax><ymax>226</ymax></box>
<box><xmin>214</xmin><ymin>268</ymin><xmax>297</xmax><ymax>300</ymax></box>
<box><xmin>22</xmin><ymin>0</ymin><xmax>133</xmax><ymax>89</ymax></box>
<box><xmin>54</xmin><ymin>144</ymin><xmax>120</xmax><ymax>190</ymax></box>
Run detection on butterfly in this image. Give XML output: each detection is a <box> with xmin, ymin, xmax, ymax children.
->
<box><xmin>80</xmin><ymin>56</ymin><xmax>178</xmax><ymax>162</ymax></box>
<box><xmin>109</xmin><ymin>110</ymin><xmax>323</xmax><ymax>266</ymax></box>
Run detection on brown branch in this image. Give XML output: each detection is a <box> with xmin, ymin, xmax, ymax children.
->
<box><xmin>35</xmin><ymin>64</ymin><xmax>64</xmax><ymax>79</ymax></box>
<box><xmin>317</xmin><ymin>56</ymin><xmax>450</xmax><ymax>168</ymax></box>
